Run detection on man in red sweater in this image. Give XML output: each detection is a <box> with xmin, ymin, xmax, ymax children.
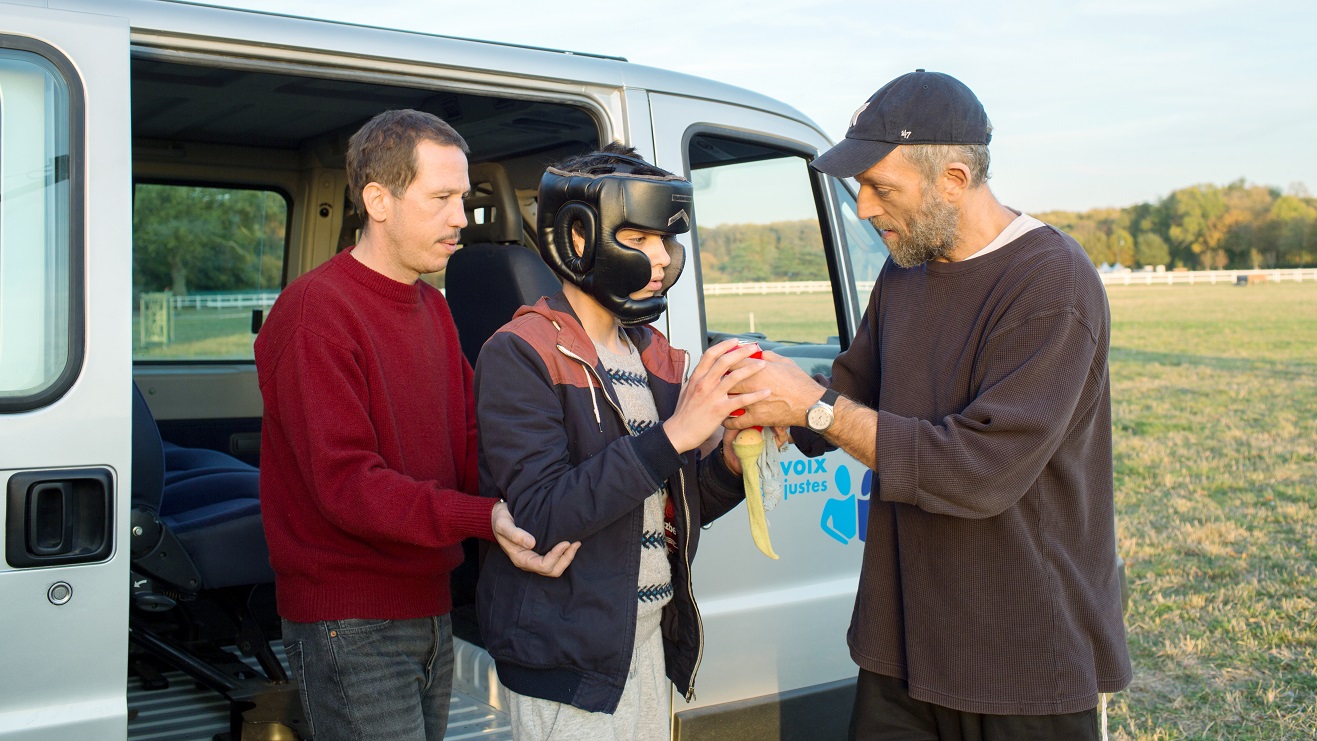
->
<box><xmin>729</xmin><ymin>71</ymin><xmax>1130</xmax><ymax>740</ymax></box>
<box><xmin>255</xmin><ymin>109</ymin><xmax>578</xmax><ymax>741</ymax></box>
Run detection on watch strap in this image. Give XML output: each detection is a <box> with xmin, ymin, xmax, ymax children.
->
<box><xmin>819</xmin><ymin>387</ymin><xmax>840</xmax><ymax>407</ymax></box>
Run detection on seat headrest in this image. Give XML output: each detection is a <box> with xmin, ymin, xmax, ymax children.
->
<box><xmin>462</xmin><ymin>162</ymin><xmax>522</xmax><ymax>245</ymax></box>
<box><xmin>446</xmin><ymin>244</ymin><xmax>561</xmax><ymax>366</ymax></box>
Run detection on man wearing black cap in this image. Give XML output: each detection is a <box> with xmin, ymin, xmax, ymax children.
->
<box><xmin>727</xmin><ymin>70</ymin><xmax>1130</xmax><ymax>740</ymax></box>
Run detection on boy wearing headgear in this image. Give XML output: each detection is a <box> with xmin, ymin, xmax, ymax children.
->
<box><xmin>474</xmin><ymin>143</ymin><xmax>768</xmax><ymax>739</ymax></box>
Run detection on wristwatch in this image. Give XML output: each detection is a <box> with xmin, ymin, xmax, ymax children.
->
<box><xmin>805</xmin><ymin>388</ymin><xmax>841</xmax><ymax>433</ymax></box>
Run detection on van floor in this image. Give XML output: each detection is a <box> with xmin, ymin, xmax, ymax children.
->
<box><xmin>127</xmin><ymin>638</ymin><xmax>511</xmax><ymax>740</ymax></box>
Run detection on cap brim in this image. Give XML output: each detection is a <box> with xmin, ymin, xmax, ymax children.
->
<box><xmin>810</xmin><ymin>138</ymin><xmax>898</xmax><ymax>178</ymax></box>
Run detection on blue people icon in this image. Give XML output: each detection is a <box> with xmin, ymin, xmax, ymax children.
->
<box><xmin>857</xmin><ymin>468</ymin><xmax>871</xmax><ymax>543</ymax></box>
<box><xmin>820</xmin><ymin>465</ymin><xmax>856</xmax><ymax>544</ymax></box>
<box><xmin>820</xmin><ymin>464</ymin><xmax>872</xmax><ymax>545</ymax></box>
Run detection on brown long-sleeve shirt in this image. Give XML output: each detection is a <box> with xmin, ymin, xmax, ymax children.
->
<box><xmin>803</xmin><ymin>223</ymin><xmax>1131</xmax><ymax>714</ymax></box>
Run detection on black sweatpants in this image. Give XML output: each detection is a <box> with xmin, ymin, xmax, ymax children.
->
<box><xmin>849</xmin><ymin>670</ymin><xmax>1101</xmax><ymax>741</ymax></box>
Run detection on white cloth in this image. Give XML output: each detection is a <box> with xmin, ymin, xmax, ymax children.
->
<box><xmin>759</xmin><ymin>433</ymin><xmax>783</xmax><ymax>511</ymax></box>
<box><xmin>963</xmin><ymin>212</ymin><xmax>1045</xmax><ymax>261</ymax></box>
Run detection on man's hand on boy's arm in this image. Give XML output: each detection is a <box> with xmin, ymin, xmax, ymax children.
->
<box><xmin>663</xmin><ymin>339</ymin><xmax>769</xmax><ymax>454</ymax></box>
<box><xmin>491</xmin><ymin>501</ymin><xmax>580</xmax><ymax>577</ymax></box>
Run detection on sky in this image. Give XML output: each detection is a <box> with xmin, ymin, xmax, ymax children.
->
<box><xmin>198</xmin><ymin>0</ymin><xmax>1316</xmax><ymax>214</ymax></box>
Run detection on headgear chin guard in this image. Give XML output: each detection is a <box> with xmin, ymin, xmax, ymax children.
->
<box><xmin>538</xmin><ymin>156</ymin><xmax>692</xmax><ymax>326</ymax></box>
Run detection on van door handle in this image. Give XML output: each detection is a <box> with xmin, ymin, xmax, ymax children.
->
<box><xmin>28</xmin><ymin>482</ymin><xmax>72</xmax><ymax>556</ymax></box>
<box><xmin>5</xmin><ymin>468</ymin><xmax>113</xmax><ymax>568</ymax></box>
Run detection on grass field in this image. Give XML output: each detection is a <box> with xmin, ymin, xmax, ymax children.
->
<box><xmin>712</xmin><ymin>283</ymin><xmax>1317</xmax><ymax>739</ymax></box>
<box><xmin>133</xmin><ymin>309</ymin><xmax>257</xmax><ymax>360</ymax></box>
<box><xmin>1105</xmin><ymin>283</ymin><xmax>1316</xmax><ymax>740</ymax></box>
<box><xmin>704</xmin><ymin>292</ymin><xmax>841</xmax><ymax>344</ymax></box>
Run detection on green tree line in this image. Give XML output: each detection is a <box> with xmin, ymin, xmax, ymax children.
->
<box><xmin>696</xmin><ymin>220</ymin><xmax>829</xmax><ymax>283</ymax></box>
<box><xmin>1038</xmin><ymin>179</ymin><xmax>1316</xmax><ymax>270</ymax></box>
<box><xmin>131</xmin><ymin>179</ymin><xmax>1312</xmax><ymax>299</ymax></box>
<box><xmin>696</xmin><ymin>179</ymin><xmax>1316</xmax><ymax>283</ymax></box>
<box><xmin>132</xmin><ymin>184</ymin><xmax>287</xmax><ymax>297</ymax></box>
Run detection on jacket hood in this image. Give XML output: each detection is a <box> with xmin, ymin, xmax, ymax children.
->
<box><xmin>514</xmin><ymin>292</ymin><xmax>687</xmax><ymax>384</ymax></box>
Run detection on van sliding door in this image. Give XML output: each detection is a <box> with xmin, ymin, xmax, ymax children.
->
<box><xmin>648</xmin><ymin>93</ymin><xmax>872</xmax><ymax>739</ymax></box>
<box><xmin>0</xmin><ymin>5</ymin><xmax>132</xmax><ymax>740</ymax></box>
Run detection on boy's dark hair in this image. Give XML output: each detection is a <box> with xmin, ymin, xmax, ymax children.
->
<box><xmin>553</xmin><ymin>141</ymin><xmax>672</xmax><ymax>178</ymax></box>
<box><xmin>346</xmin><ymin>109</ymin><xmax>469</xmax><ymax>216</ymax></box>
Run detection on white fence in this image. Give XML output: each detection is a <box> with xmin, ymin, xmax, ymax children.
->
<box><xmin>703</xmin><ymin>269</ymin><xmax>1317</xmax><ymax>296</ymax></box>
<box><xmin>169</xmin><ymin>292</ymin><xmax>280</xmax><ymax>310</ymax></box>
<box><xmin>1098</xmin><ymin>268</ymin><xmax>1316</xmax><ymax>286</ymax></box>
<box><xmin>703</xmin><ymin>280</ymin><xmax>833</xmax><ymax>296</ymax></box>
<box><xmin>159</xmin><ymin>270</ymin><xmax>1317</xmax><ymax>308</ymax></box>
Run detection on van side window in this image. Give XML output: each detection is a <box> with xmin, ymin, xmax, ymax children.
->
<box><xmin>833</xmin><ymin>178</ymin><xmax>890</xmax><ymax>311</ymax></box>
<box><xmin>132</xmin><ymin>184</ymin><xmax>289</xmax><ymax>362</ymax></box>
<box><xmin>689</xmin><ymin>134</ymin><xmax>842</xmax><ymax>375</ymax></box>
<box><xmin>0</xmin><ymin>47</ymin><xmax>79</xmax><ymax>411</ymax></box>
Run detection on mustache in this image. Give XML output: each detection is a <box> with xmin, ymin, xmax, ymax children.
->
<box><xmin>868</xmin><ymin>217</ymin><xmax>896</xmax><ymax>233</ymax></box>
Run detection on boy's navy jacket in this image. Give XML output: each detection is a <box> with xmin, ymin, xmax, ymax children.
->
<box><xmin>474</xmin><ymin>292</ymin><xmax>746</xmax><ymax>714</ymax></box>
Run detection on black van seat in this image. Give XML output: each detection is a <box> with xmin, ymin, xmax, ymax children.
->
<box><xmin>447</xmin><ymin>162</ymin><xmax>560</xmax><ymax>366</ymax></box>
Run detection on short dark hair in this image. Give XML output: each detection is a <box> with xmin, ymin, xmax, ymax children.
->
<box><xmin>346</xmin><ymin>109</ymin><xmax>469</xmax><ymax>215</ymax></box>
<box><xmin>553</xmin><ymin>141</ymin><xmax>672</xmax><ymax>178</ymax></box>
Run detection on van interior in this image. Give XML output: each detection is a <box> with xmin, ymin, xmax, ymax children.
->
<box><xmin>128</xmin><ymin>52</ymin><xmax>597</xmax><ymax>737</ymax></box>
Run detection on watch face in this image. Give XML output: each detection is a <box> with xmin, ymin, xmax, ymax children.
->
<box><xmin>807</xmin><ymin>404</ymin><xmax>832</xmax><ymax>431</ymax></box>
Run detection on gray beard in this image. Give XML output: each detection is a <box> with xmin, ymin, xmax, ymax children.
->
<box><xmin>872</xmin><ymin>189</ymin><xmax>960</xmax><ymax>268</ymax></box>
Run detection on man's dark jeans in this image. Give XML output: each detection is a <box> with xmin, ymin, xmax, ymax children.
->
<box><xmin>283</xmin><ymin>615</ymin><xmax>454</xmax><ymax>741</ymax></box>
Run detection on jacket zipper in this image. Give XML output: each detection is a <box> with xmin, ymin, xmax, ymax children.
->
<box><xmin>559</xmin><ymin>338</ymin><xmax>704</xmax><ymax>699</ymax></box>
<box><xmin>556</xmin><ymin>345</ymin><xmax>626</xmax><ymax>424</ymax></box>
<box><xmin>679</xmin><ymin>466</ymin><xmax>704</xmax><ymax>702</ymax></box>
<box><xmin>674</xmin><ymin>350</ymin><xmax>703</xmax><ymax>702</ymax></box>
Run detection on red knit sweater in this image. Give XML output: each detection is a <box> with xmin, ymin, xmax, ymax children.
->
<box><xmin>255</xmin><ymin>249</ymin><xmax>496</xmax><ymax>622</ymax></box>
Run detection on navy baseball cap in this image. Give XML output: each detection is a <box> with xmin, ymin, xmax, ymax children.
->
<box><xmin>811</xmin><ymin>70</ymin><xmax>991</xmax><ymax>178</ymax></box>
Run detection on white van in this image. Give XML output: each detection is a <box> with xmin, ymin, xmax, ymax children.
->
<box><xmin>0</xmin><ymin>1</ymin><xmax>892</xmax><ymax>738</ymax></box>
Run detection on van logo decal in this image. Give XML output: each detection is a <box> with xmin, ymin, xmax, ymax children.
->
<box><xmin>820</xmin><ymin>464</ymin><xmax>871</xmax><ymax>545</ymax></box>
<box><xmin>775</xmin><ymin>454</ymin><xmax>872</xmax><ymax>546</ymax></box>
<box><xmin>667</xmin><ymin>209</ymin><xmax>690</xmax><ymax>227</ymax></box>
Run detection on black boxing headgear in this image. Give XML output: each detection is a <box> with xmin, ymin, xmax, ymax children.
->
<box><xmin>538</xmin><ymin>155</ymin><xmax>691</xmax><ymax>326</ymax></box>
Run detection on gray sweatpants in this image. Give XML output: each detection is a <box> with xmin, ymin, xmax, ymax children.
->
<box><xmin>507</xmin><ymin>610</ymin><xmax>669</xmax><ymax>741</ymax></box>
